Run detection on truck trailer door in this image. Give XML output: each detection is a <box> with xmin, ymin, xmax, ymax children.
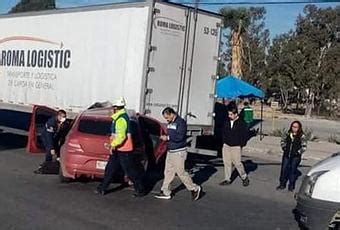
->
<box><xmin>145</xmin><ymin>2</ymin><xmax>189</xmax><ymax>120</ymax></box>
<box><xmin>182</xmin><ymin>11</ymin><xmax>222</xmax><ymax>126</ymax></box>
<box><xmin>27</xmin><ymin>105</ymin><xmax>58</xmax><ymax>153</ymax></box>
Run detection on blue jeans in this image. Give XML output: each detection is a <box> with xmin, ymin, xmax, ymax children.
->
<box><xmin>279</xmin><ymin>155</ymin><xmax>301</xmax><ymax>189</ymax></box>
<box><xmin>98</xmin><ymin>152</ymin><xmax>145</xmax><ymax>194</ymax></box>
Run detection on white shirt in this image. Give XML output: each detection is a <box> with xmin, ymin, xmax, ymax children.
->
<box><xmin>230</xmin><ymin>120</ymin><xmax>235</xmax><ymax>129</ymax></box>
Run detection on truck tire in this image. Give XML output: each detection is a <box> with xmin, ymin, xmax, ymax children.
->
<box><xmin>59</xmin><ymin>167</ymin><xmax>72</xmax><ymax>183</ymax></box>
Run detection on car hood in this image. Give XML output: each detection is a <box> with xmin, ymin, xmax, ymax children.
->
<box><xmin>308</xmin><ymin>152</ymin><xmax>340</xmax><ymax>176</ymax></box>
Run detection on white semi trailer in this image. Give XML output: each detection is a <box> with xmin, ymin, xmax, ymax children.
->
<box><xmin>0</xmin><ymin>1</ymin><xmax>222</xmax><ymax>155</ymax></box>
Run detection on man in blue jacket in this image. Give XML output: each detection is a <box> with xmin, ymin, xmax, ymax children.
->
<box><xmin>34</xmin><ymin>110</ymin><xmax>67</xmax><ymax>174</ymax></box>
<box><xmin>155</xmin><ymin>107</ymin><xmax>201</xmax><ymax>201</ymax></box>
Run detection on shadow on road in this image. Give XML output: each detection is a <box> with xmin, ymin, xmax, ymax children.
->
<box><xmin>158</xmin><ymin>154</ymin><xmax>218</xmax><ymax>196</ymax></box>
<box><xmin>229</xmin><ymin>159</ymin><xmax>258</xmax><ymax>183</ymax></box>
<box><xmin>171</xmin><ymin>163</ymin><xmax>217</xmax><ymax>196</ymax></box>
<box><xmin>171</xmin><ymin>158</ymin><xmax>259</xmax><ymax>193</ymax></box>
<box><xmin>0</xmin><ymin>130</ymin><xmax>27</xmax><ymax>151</ymax></box>
<box><xmin>256</xmin><ymin>162</ymin><xmax>310</xmax><ymax>168</ymax></box>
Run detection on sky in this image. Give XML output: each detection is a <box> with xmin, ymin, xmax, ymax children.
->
<box><xmin>0</xmin><ymin>0</ymin><xmax>338</xmax><ymax>39</ymax></box>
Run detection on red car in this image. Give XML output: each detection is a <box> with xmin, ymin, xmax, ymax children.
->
<box><xmin>27</xmin><ymin>105</ymin><xmax>167</xmax><ymax>182</ymax></box>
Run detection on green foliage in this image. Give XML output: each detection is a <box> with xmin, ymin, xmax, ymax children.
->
<box><xmin>220</xmin><ymin>5</ymin><xmax>339</xmax><ymax>117</ymax></box>
<box><xmin>270</xmin><ymin>128</ymin><xmax>287</xmax><ymax>137</ymax></box>
<box><xmin>217</xmin><ymin>62</ymin><xmax>228</xmax><ymax>77</ymax></box>
<box><xmin>304</xmin><ymin>127</ymin><xmax>317</xmax><ymax>141</ymax></box>
<box><xmin>328</xmin><ymin>134</ymin><xmax>340</xmax><ymax>145</ymax></box>
<box><xmin>265</xmin><ymin>5</ymin><xmax>340</xmax><ymax>116</ymax></box>
<box><xmin>10</xmin><ymin>0</ymin><xmax>55</xmax><ymax>13</ymax></box>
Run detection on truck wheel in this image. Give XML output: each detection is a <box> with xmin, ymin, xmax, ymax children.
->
<box><xmin>59</xmin><ymin>167</ymin><xmax>72</xmax><ymax>183</ymax></box>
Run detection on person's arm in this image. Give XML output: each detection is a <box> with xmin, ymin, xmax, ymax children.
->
<box><xmin>298</xmin><ymin>134</ymin><xmax>307</xmax><ymax>155</ymax></box>
<box><xmin>109</xmin><ymin>122</ymin><xmax>115</xmax><ymax>142</ymax></box>
<box><xmin>240</xmin><ymin>121</ymin><xmax>249</xmax><ymax>147</ymax></box>
<box><xmin>280</xmin><ymin>132</ymin><xmax>288</xmax><ymax>152</ymax></box>
<box><xmin>45</xmin><ymin>117</ymin><xmax>56</xmax><ymax>133</ymax></box>
<box><xmin>110</xmin><ymin>118</ymin><xmax>128</xmax><ymax>148</ymax></box>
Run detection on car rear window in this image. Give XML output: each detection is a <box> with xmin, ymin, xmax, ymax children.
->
<box><xmin>78</xmin><ymin>119</ymin><xmax>111</xmax><ymax>136</ymax></box>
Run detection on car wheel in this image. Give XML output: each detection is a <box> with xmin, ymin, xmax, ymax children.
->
<box><xmin>59</xmin><ymin>166</ymin><xmax>72</xmax><ymax>183</ymax></box>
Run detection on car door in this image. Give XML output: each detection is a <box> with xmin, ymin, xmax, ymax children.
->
<box><xmin>26</xmin><ymin>105</ymin><xmax>58</xmax><ymax>153</ymax></box>
<box><xmin>138</xmin><ymin>115</ymin><xmax>167</xmax><ymax>163</ymax></box>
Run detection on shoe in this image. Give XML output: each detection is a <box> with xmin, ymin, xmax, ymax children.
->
<box><xmin>94</xmin><ymin>189</ymin><xmax>106</xmax><ymax>196</ymax></box>
<box><xmin>133</xmin><ymin>192</ymin><xmax>146</xmax><ymax>198</ymax></box>
<box><xmin>219</xmin><ymin>180</ymin><xmax>231</xmax><ymax>186</ymax></box>
<box><xmin>242</xmin><ymin>177</ymin><xmax>250</xmax><ymax>187</ymax></box>
<box><xmin>191</xmin><ymin>186</ymin><xmax>202</xmax><ymax>201</ymax></box>
<box><xmin>276</xmin><ymin>185</ymin><xmax>285</xmax><ymax>190</ymax></box>
<box><xmin>33</xmin><ymin>167</ymin><xmax>43</xmax><ymax>174</ymax></box>
<box><xmin>288</xmin><ymin>186</ymin><xmax>295</xmax><ymax>192</ymax></box>
<box><xmin>154</xmin><ymin>191</ymin><xmax>172</xmax><ymax>200</ymax></box>
<box><xmin>128</xmin><ymin>181</ymin><xmax>134</xmax><ymax>187</ymax></box>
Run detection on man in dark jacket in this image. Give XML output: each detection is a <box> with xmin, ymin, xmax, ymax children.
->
<box><xmin>155</xmin><ymin>107</ymin><xmax>201</xmax><ymax>201</ymax></box>
<box><xmin>34</xmin><ymin>110</ymin><xmax>67</xmax><ymax>174</ymax></box>
<box><xmin>214</xmin><ymin>99</ymin><xmax>231</xmax><ymax>156</ymax></box>
<box><xmin>220</xmin><ymin>106</ymin><xmax>250</xmax><ymax>186</ymax></box>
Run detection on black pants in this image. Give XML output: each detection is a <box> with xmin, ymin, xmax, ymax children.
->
<box><xmin>41</xmin><ymin>135</ymin><xmax>59</xmax><ymax>162</ymax></box>
<box><xmin>279</xmin><ymin>155</ymin><xmax>301</xmax><ymax>189</ymax></box>
<box><xmin>98</xmin><ymin>152</ymin><xmax>145</xmax><ymax>194</ymax></box>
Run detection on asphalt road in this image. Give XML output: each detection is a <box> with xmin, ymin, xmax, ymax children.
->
<box><xmin>0</xmin><ymin>127</ymin><xmax>308</xmax><ymax>230</ymax></box>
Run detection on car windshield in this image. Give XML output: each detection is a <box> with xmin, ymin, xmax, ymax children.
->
<box><xmin>78</xmin><ymin>119</ymin><xmax>111</xmax><ymax>136</ymax></box>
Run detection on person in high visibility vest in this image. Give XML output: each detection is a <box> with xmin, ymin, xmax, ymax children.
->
<box><xmin>95</xmin><ymin>97</ymin><xmax>145</xmax><ymax>197</ymax></box>
<box><xmin>240</xmin><ymin>101</ymin><xmax>259</xmax><ymax>141</ymax></box>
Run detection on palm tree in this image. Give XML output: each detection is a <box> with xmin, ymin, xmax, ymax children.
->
<box><xmin>219</xmin><ymin>7</ymin><xmax>251</xmax><ymax>78</ymax></box>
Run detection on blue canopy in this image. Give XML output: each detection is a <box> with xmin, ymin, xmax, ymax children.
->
<box><xmin>216</xmin><ymin>75</ymin><xmax>264</xmax><ymax>99</ymax></box>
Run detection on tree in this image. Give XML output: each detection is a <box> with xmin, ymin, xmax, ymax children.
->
<box><xmin>266</xmin><ymin>33</ymin><xmax>296</xmax><ymax>110</ymax></box>
<box><xmin>219</xmin><ymin>7</ymin><xmax>269</xmax><ymax>87</ymax></box>
<box><xmin>293</xmin><ymin>5</ymin><xmax>339</xmax><ymax>117</ymax></box>
<box><xmin>241</xmin><ymin>7</ymin><xmax>270</xmax><ymax>87</ymax></box>
<box><xmin>220</xmin><ymin>7</ymin><xmax>250</xmax><ymax>78</ymax></box>
<box><xmin>10</xmin><ymin>0</ymin><xmax>55</xmax><ymax>13</ymax></box>
<box><xmin>265</xmin><ymin>5</ymin><xmax>340</xmax><ymax>117</ymax></box>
